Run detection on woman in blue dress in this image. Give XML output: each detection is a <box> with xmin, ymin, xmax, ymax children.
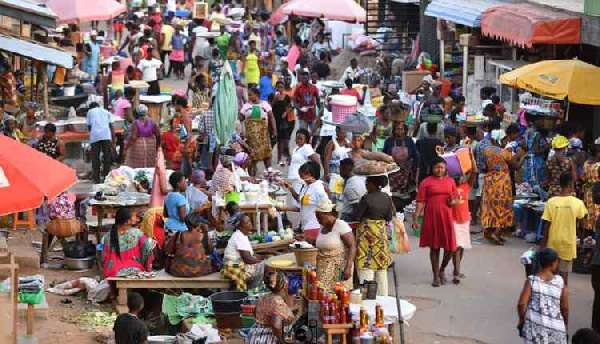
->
<box><xmin>523</xmin><ymin>116</ymin><xmax>550</xmax><ymax>188</ymax></box>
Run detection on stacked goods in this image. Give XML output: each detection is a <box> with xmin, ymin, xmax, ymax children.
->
<box><xmin>320</xmin><ymin>282</ymin><xmax>352</xmax><ymax>325</ymax></box>
<box><xmin>262</xmin><ymin>168</ymin><xmax>285</xmax><ymax>187</ymax></box>
<box><xmin>354</xmin><ymin>152</ymin><xmax>398</xmax><ymax>175</ymax></box>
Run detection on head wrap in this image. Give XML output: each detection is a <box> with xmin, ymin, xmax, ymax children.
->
<box><xmin>227</xmin><ymin>212</ymin><xmax>246</xmax><ymax>231</ymax></box>
<box><xmin>24</xmin><ymin>101</ymin><xmax>37</xmax><ymax>110</ymax></box>
<box><xmin>220</xmin><ymin>155</ymin><xmax>234</xmax><ymax>167</ymax></box>
<box><xmin>234</xmin><ymin>152</ymin><xmax>249</xmax><ymax>166</ymax></box>
<box><xmin>316</xmin><ymin>199</ymin><xmax>334</xmax><ymax>213</ymax></box>
<box><xmin>136</xmin><ymin>104</ymin><xmax>148</xmax><ymax>117</ymax></box>
<box><xmin>264</xmin><ymin>270</ymin><xmax>287</xmax><ymax>293</ymax></box>
<box><xmin>552</xmin><ymin>135</ymin><xmax>569</xmax><ymax>149</ymax></box>
<box><xmin>190</xmin><ymin>169</ymin><xmax>206</xmax><ymax>185</ymax></box>
<box><xmin>172</xmin><ymin>89</ymin><xmax>186</xmax><ymax>97</ymax></box>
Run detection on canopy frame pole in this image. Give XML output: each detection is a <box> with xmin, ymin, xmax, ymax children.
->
<box><xmin>565</xmin><ymin>99</ymin><xmax>570</xmax><ymax>121</ymax></box>
<box><xmin>463</xmin><ymin>44</ymin><xmax>468</xmax><ymax>101</ymax></box>
<box><xmin>41</xmin><ymin>64</ymin><xmax>48</xmax><ymax>118</ymax></box>
<box><xmin>439</xmin><ymin>39</ymin><xmax>445</xmax><ymax>80</ymax></box>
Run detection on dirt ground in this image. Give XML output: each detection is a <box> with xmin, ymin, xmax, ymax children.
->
<box><xmin>6</xmin><ymin>229</ymin><xmax>104</xmax><ymax>344</ymax></box>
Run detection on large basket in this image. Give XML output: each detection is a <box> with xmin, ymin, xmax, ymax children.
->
<box><xmin>293</xmin><ymin>247</ymin><xmax>318</xmax><ymax>267</ymax></box>
<box><xmin>331</xmin><ymin>95</ymin><xmax>358</xmax><ymax>124</ymax></box>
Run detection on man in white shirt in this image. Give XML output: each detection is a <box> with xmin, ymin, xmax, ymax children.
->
<box><xmin>137</xmin><ymin>47</ymin><xmax>162</xmax><ymax>95</ymax></box>
<box><xmin>86</xmin><ymin>102</ymin><xmax>115</xmax><ymax>183</ymax></box>
<box><xmin>339</xmin><ymin>58</ymin><xmax>364</xmax><ymax>84</ymax></box>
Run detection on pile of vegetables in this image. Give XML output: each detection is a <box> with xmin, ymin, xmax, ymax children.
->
<box><xmin>62</xmin><ymin>311</ymin><xmax>117</xmax><ymax>332</ymax></box>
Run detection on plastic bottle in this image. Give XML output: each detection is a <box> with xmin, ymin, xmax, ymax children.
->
<box><xmin>375</xmin><ymin>304</ymin><xmax>384</xmax><ymax>327</ymax></box>
<box><xmin>330</xmin><ymin>295</ymin><xmax>338</xmax><ymax>324</ymax></box>
<box><xmin>360</xmin><ymin>307</ymin><xmax>368</xmax><ymax>331</ymax></box>
<box><xmin>322</xmin><ymin>300</ymin><xmax>330</xmax><ymax>324</ymax></box>
<box><xmin>340</xmin><ymin>305</ymin><xmax>347</xmax><ymax>324</ymax></box>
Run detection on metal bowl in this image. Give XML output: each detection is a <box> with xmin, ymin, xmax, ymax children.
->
<box><xmin>64</xmin><ymin>256</ymin><xmax>95</xmax><ymax>270</ymax></box>
<box><xmin>69</xmin><ymin>122</ymin><xmax>89</xmax><ymax>133</ymax></box>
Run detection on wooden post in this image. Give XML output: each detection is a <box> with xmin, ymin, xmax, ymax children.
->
<box><xmin>26</xmin><ymin>304</ymin><xmax>34</xmax><ymax>335</ymax></box>
<box><xmin>41</xmin><ymin>64</ymin><xmax>49</xmax><ymax>118</ymax></box>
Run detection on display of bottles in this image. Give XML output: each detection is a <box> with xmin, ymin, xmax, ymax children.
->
<box><xmin>375</xmin><ymin>304</ymin><xmax>384</xmax><ymax>327</ymax></box>
<box><xmin>330</xmin><ymin>295</ymin><xmax>338</xmax><ymax>324</ymax></box>
<box><xmin>360</xmin><ymin>307</ymin><xmax>369</xmax><ymax>331</ymax></box>
<box><xmin>321</xmin><ymin>300</ymin><xmax>330</xmax><ymax>324</ymax></box>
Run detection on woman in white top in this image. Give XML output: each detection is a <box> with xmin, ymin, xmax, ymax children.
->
<box><xmin>299</xmin><ymin>198</ymin><xmax>356</xmax><ymax>289</ymax></box>
<box><xmin>221</xmin><ymin>213</ymin><xmax>264</xmax><ymax>291</ymax></box>
<box><xmin>323</xmin><ymin>126</ymin><xmax>351</xmax><ymax>204</ymax></box>
<box><xmin>233</xmin><ymin>152</ymin><xmax>254</xmax><ymax>182</ymax></box>
<box><xmin>288</xmin><ymin>128</ymin><xmax>320</xmax><ymax>190</ymax></box>
<box><xmin>285</xmin><ymin>161</ymin><xmax>331</xmax><ymax>241</ymax></box>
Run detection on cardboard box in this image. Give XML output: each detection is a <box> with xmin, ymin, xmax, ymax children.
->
<box><xmin>402</xmin><ymin>70</ymin><xmax>431</xmax><ymax>92</ymax></box>
<box><xmin>460</xmin><ymin>34</ymin><xmax>479</xmax><ymax>46</ymax></box>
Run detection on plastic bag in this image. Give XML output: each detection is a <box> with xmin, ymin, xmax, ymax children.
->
<box><xmin>63</xmin><ymin>240</ymin><xmax>87</xmax><ymax>258</ymax></box>
<box><xmin>88</xmin><ymin>279</ymin><xmax>110</xmax><ymax>303</ymax></box>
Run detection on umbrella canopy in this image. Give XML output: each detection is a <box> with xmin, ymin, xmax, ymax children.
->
<box><xmin>282</xmin><ymin>0</ymin><xmax>366</xmax><ymax>23</ymax></box>
<box><xmin>0</xmin><ymin>136</ymin><xmax>77</xmax><ymax>216</ymax></box>
<box><xmin>499</xmin><ymin>59</ymin><xmax>600</xmax><ymax>105</ymax></box>
<box><xmin>268</xmin><ymin>0</ymin><xmax>298</xmax><ymax>25</ymax></box>
<box><xmin>45</xmin><ymin>0</ymin><xmax>126</xmax><ymax>24</ymax></box>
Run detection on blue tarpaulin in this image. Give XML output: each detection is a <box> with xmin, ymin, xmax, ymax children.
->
<box><xmin>424</xmin><ymin>0</ymin><xmax>505</xmax><ymax>27</ymax></box>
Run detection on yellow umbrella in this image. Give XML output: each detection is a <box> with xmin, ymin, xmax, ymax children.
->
<box><xmin>499</xmin><ymin>59</ymin><xmax>600</xmax><ymax>105</ymax></box>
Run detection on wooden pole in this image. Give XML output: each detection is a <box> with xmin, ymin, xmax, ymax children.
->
<box><xmin>41</xmin><ymin>64</ymin><xmax>49</xmax><ymax>118</ymax></box>
<box><xmin>26</xmin><ymin>304</ymin><xmax>34</xmax><ymax>335</ymax></box>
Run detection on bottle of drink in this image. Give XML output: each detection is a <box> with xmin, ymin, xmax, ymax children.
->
<box><xmin>360</xmin><ymin>307</ymin><xmax>368</xmax><ymax>331</ymax></box>
<box><xmin>375</xmin><ymin>304</ymin><xmax>384</xmax><ymax>327</ymax></box>
<box><xmin>339</xmin><ymin>305</ymin><xmax>347</xmax><ymax>324</ymax></box>
<box><xmin>322</xmin><ymin>299</ymin><xmax>330</xmax><ymax>324</ymax></box>
<box><xmin>330</xmin><ymin>295</ymin><xmax>338</xmax><ymax>324</ymax></box>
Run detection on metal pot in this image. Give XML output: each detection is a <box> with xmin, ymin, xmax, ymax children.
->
<box><xmin>64</xmin><ymin>256</ymin><xmax>95</xmax><ymax>270</ymax></box>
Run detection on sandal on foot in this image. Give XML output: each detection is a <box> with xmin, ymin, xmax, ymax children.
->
<box><xmin>452</xmin><ymin>276</ymin><xmax>461</xmax><ymax>284</ymax></box>
<box><xmin>432</xmin><ymin>280</ymin><xmax>440</xmax><ymax>287</ymax></box>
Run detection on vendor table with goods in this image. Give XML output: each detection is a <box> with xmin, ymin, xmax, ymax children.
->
<box><xmin>140</xmin><ymin>95</ymin><xmax>172</xmax><ymax>125</ymax></box>
<box><xmin>108</xmin><ymin>269</ymin><xmax>232</xmax><ymax>314</ymax></box>
<box><xmin>88</xmin><ymin>192</ymin><xmax>150</xmax><ymax>243</ymax></box>
<box><xmin>513</xmin><ymin>192</ymin><xmax>545</xmax><ymax>241</ymax></box>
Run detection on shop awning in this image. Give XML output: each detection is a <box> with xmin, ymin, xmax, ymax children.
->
<box><xmin>0</xmin><ymin>33</ymin><xmax>72</xmax><ymax>68</ymax></box>
<box><xmin>481</xmin><ymin>3</ymin><xmax>581</xmax><ymax>47</ymax></box>
<box><xmin>424</xmin><ymin>0</ymin><xmax>505</xmax><ymax>27</ymax></box>
<box><xmin>0</xmin><ymin>0</ymin><xmax>57</xmax><ymax>28</ymax></box>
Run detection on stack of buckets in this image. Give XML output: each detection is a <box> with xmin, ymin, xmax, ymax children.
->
<box><xmin>331</xmin><ymin>95</ymin><xmax>358</xmax><ymax>124</ymax></box>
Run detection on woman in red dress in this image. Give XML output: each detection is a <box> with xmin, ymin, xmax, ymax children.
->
<box><xmin>413</xmin><ymin>157</ymin><xmax>459</xmax><ymax>287</ymax></box>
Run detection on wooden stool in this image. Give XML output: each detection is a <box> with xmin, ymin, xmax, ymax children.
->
<box><xmin>12</xmin><ymin>210</ymin><xmax>36</xmax><ymax>231</ymax></box>
<box><xmin>322</xmin><ymin>324</ymin><xmax>352</xmax><ymax>344</ymax></box>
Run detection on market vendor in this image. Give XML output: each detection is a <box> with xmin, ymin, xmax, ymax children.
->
<box><xmin>299</xmin><ymin>198</ymin><xmax>356</xmax><ymax>289</ymax></box>
<box><xmin>19</xmin><ymin>101</ymin><xmax>38</xmax><ymax>146</ymax></box>
<box><xmin>233</xmin><ymin>152</ymin><xmax>254</xmax><ymax>182</ymax></box>
<box><xmin>36</xmin><ymin>123</ymin><xmax>66</xmax><ymax>161</ymax></box>
<box><xmin>247</xmin><ymin>271</ymin><xmax>296</xmax><ymax>344</ymax></box>
<box><xmin>101</xmin><ymin>208</ymin><xmax>154</xmax><ymax>278</ymax></box>
<box><xmin>221</xmin><ymin>213</ymin><xmax>265</xmax><ymax>291</ymax></box>
<box><xmin>124</xmin><ymin>104</ymin><xmax>160</xmax><ymax>168</ymax></box>
<box><xmin>165</xmin><ymin>171</ymin><xmax>191</xmax><ymax>233</ymax></box>
<box><xmin>285</xmin><ymin>161</ymin><xmax>331</xmax><ymax>241</ymax></box>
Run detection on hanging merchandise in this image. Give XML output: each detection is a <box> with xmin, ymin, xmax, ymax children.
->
<box><xmin>214</xmin><ymin>63</ymin><xmax>239</xmax><ymax>146</ymax></box>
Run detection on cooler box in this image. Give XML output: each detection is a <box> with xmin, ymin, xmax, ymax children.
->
<box><xmin>331</xmin><ymin>95</ymin><xmax>358</xmax><ymax>124</ymax></box>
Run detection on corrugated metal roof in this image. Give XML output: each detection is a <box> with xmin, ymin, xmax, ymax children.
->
<box><xmin>0</xmin><ymin>0</ymin><xmax>56</xmax><ymax>27</ymax></box>
<box><xmin>0</xmin><ymin>33</ymin><xmax>71</xmax><ymax>68</ymax></box>
<box><xmin>1</xmin><ymin>0</ymin><xmax>55</xmax><ymax>18</ymax></box>
<box><xmin>424</xmin><ymin>0</ymin><xmax>506</xmax><ymax>27</ymax></box>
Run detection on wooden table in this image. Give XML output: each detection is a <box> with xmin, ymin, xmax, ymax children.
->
<box><xmin>89</xmin><ymin>195</ymin><xmax>150</xmax><ymax>243</ymax></box>
<box><xmin>217</xmin><ymin>239</ymin><xmax>294</xmax><ymax>256</ymax></box>
<box><xmin>237</xmin><ymin>204</ymin><xmax>272</xmax><ymax>235</ymax></box>
<box><xmin>108</xmin><ymin>270</ymin><xmax>231</xmax><ymax>314</ymax></box>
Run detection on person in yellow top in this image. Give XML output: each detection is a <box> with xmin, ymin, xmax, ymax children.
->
<box><xmin>209</xmin><ymin>4</ymin><xmax>227</xmax><ymax>32</ymax></box>
<box><xmin>244</xmin><ymin>40</ymin><xmax>260</xmax><ymax>86</ymax></box>
<box><xmin>541</xmin><ymin>172</ymin><xmax>587</xmax><ymax>285</ymax></box>
<box><xmin>160</xmin><ymin>20</ymin><xmax>175</xmax><ymax>64</ymax></box>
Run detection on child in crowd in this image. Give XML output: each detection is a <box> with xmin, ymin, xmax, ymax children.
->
<box><xmin>541</xmin><ymin>172</ymin><xmax>587</xmax><ymax>285</ymax></box>
<box><xmin>113</xmin><ymin>292</ymin><xmax>148</xmax><ymax>344</ymax></box>
<box><xmin>451</xmin><ymin>168</ymin><xmax>476</xmax><ymax>284</ymax></box>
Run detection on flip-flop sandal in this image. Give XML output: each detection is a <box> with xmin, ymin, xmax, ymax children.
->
<box><xmin>432</xmin><ymin>280</ymin><xmax>440</xmax><ymax>287</ymax></box>
<box><xmin>460</xmin><ymin>273</ymin><xmax>466</xmax><ymax>278</ymax></box>
<box><xmin>452</xmin><ymin>276</ymin><xmax>461</xmax><ymax>285</ymax></box>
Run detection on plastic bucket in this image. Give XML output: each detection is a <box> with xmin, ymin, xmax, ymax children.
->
<box><xmin>214</xmin><ymin>311</ymin><xmax>243</xmax><ymax>329</ymax></box>
<box><xmin>331</xmin><ymin>95</ymin><xmax>358</xmax><ymax>124</ymax></box>
<box><xmin>225</xmin><ymin>191</ymin><xmax>240</xmax><ymax>204</ymax></box>
<box><xmin>209</xmin><ymin>291</ymin><xmax>248</xmax><ymax>313</ymax></box>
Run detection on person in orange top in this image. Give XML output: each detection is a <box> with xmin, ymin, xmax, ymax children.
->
<box><xmin>450</xmin><ymin>171</ymin><xmax>476</xmax><ymax>284</ymax></box>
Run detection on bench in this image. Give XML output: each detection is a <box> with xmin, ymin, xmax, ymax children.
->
<box><xmin>108</xmin><ymin>270</ymin><xmax>232</xmax><ymax>313</ymax></box>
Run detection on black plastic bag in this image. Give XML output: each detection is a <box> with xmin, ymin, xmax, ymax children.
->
<box><xmin>63</xmin><ymin>240</ymin><xmax>87</xmax><ymax>258</ymax></box>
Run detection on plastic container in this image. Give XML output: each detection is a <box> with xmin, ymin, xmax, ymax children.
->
<box><xmin>331</xmin><ymin>95</ymin><xmax>358</xmax><ymax>124</ymax></box>
<box><xmin>414</xmin><ymin>217</ymin><xmax>422</xmax><ymax>238</ymax></box>
<box><xmin>18</xmin><ymin>289</ymin><xmax>43</xmax><ymax>305</ymax></box>
<box><xmin>209</xmin><ymin>291</ymin><xmax>248</xmax><ymax>313</ymax></box>
<box><xmin>214</xmin><ymin>311</ymin><xmax>243</xmax><ymax>329</ymax></box>
<box><xmin>240</xmin><ymin>315</ymin><xmax>256</xmax><ymax>328</ymax></box>
<box><xmin>225</xmin><ymin>191</ymin><xmax>240</xmax><ymax>204</ymax></box>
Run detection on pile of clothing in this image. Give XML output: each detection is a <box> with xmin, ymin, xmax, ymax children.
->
<box><xmin>19</xmin><ymin>275</ymin><xmax>44</xmax><ymax>294</ymax></box>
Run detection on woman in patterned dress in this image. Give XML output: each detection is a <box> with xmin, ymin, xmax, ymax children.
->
<box><xmin>353</xmin><ymin>176</ymin><xmax>394</xmax><ymax>296</ymax></box>
<box><xmin>518</xmin><ymin>248</ymin><xmax>568</xmax><ymax>344</ymax></box>
<box><xmin>124</xmin><ymin>105</ymin><xmax>159</xmax><ymax>168</ymax></box>
<box><xmin>545</xmin><ymin>136</ymin><xmax>576</xmax><ymax>198</ymax></box>
<box><xmin>166</xmin><ymin>213</ymin><xmax>212</xmax><ymax>277</ymax></box>
<box><xmin>101</xmin><ymin>208</ymin><xmax>154</xmax><ymax>278</ymax></box>
<box><xmin>247</xmin><ymin>271</ymin><xmax>295</xmax><ymax>344</ymax></box>
<box><xmin>240</xmin><ymin>88</ymin><xmax>277</xmax><ymax>176</ymax></box>
<box><xmin>583</xmin><ymin>145</ymin><xmax>600</xmax><ymax>230</ymax></box>
<box><xmin>480</xmin><ymin>140</ymin><xmax>514</xmax><ymax>245</ymax></box>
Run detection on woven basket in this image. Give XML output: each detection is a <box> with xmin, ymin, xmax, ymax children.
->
<box><xmin>293</xmin><ymin>247</ymin><xmax>318</xmax><ymax>267</ymax></box>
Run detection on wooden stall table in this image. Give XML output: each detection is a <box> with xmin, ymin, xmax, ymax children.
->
<box><xmin>36</xmin><ymin>129</ymin><xmax>125</xmax><ymax>160</ymax></box>
<box><xmin>108</xmin><ymin>270</ymin><xmax>232</xmax><ymax>314</ymax></box>
<box><xmin>140</xmin><ymin>95</ymin><xmax>171</xmax><ymax>125</ymax></box>
<box><xmin>88</xmin><ymin>192</ymin><xmax>150</xmax><ymax>243</ymax></box>
<box><xmin>238</xmin><ymin>204</ymin><xmax>272</xmax><ymax>235</ymax></box>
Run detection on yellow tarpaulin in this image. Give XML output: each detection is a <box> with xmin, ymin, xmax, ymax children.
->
<box><xmin>499</xmin><ymin>59</ymin><xmax>600</xmax><ymax>105</ymax></box>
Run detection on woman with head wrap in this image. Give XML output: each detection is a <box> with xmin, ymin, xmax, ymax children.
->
<box><xmin>124</xmin><ymin>104</ymin><xmax>160</xmax><ymax>168</ymax></box>
<box><xmin>303</xmin><ymin>198</ymin><xmax>357</xmax><ymax>289</ymax></box>
<box><xmin>353</xmin><ymin>175</ymin><xmax>394</xmax><ymax>296</ymax></box>
<box><xmin>221</xmin><ymin>213</ymin><xmax>265</xmax><ymax>291</ymax></box>
<box><xmin>233</xmin><ymin>152</ymin><xmax>253</xmax><ymax>181</ymax></box>
<box><xmin>413</xmin><ymin>157</ymin><xmax>459</xmax><ymax>287</ymax></box>
<box><xmin>247</xmin><ymin>270</ymin><xmax>295</xmax><ymax>344</ymax></box>
<box><xmin>210</xmin><ymin>155</ymin><xmax>236</xmax><ymax>194</ymax></box>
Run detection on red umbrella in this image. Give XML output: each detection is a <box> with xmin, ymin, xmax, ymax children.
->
<box><xmin>0</xmin><ymin>136</ymin><xmax>77</xmax><ymax>216</ymax></box>
<box><xmin>45</xmin><ymin>0</ymin><xmax>126</xmax><ymax>24</ymax></box>
<box><xmin>281</xmin><ymin>0</ymin><xmax>366</xmax><ymax>23</ymax></box>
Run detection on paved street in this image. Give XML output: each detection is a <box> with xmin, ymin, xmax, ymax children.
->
<box><xmin>394</xmin><ymin>229</ymin><xmax>593</xmax><ymax>343</ymax></box>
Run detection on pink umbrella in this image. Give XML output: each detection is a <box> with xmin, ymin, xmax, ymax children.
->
<box><xmin>268</xmin><ymin>0</ymin><xmax>298</xmax><ymax>25</ymax></box>
<box><xmin>46</xmin><ymin>0</ymin><xmax>126</xmax><ymax>24</ymax></box>
<box><xmin>281</xmin><ymin>0</ymin><xmax>366</xmax><ymax>23</ymax></box>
